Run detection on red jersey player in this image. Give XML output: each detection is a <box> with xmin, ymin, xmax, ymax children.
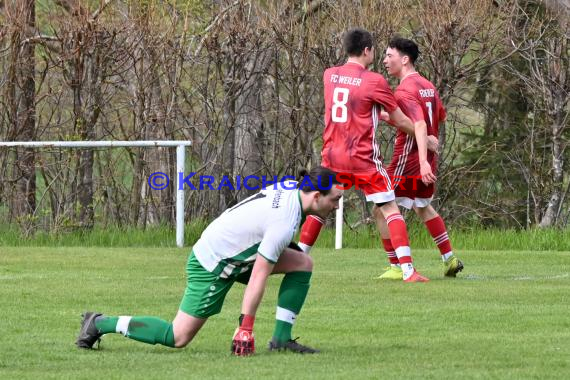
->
<box><xmin>298</xmin><ymin>28</ymin><xmax>435</xmax><ymax>282</ymax></box>
<box><xmin>376</xmin><ymin>37</ymin><xmax>464</xmax><ymax>280</ymax></box>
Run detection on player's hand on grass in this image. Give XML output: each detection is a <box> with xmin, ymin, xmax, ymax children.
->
<box><xmin>231</xmin><ymin>327</ymin><xmax>255</xmax><ymax>356</ymax></box>
<box><xmin>420</xmin><ymin>160</ymin><xmax>436</xmax><ymax>185</ymax></box>
<box><xmin>427</xmin><ymin>135</ymin><xmax>439</xmax><ymax>153</ymax></box>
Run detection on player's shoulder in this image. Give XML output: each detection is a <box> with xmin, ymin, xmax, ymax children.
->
<box><xmin>263</xmin><ymin>186</ymin><xmax>301</xmax><ymax>229</ymax></box>
<box><xmin>324</xmin><ymin>63</ymin><xmax>348</xmax><ymax>76</ymax></box>
<box><xmin>360</xmin><ymin>70</ymin><xmax>390</xmax><ymax>88</ymax></box>
<box><xmin>414</xmin><ymin>73</ymin><xmax>438</xmax><ymax>91</ymax></box>
<box><xmin>395</xmin><ymin>81</ymin><xmax>417</xmax><ymax>98</ymax></box>
<box><xmin>361</xmin><ymin>69</ymin><xmax>386</xmax><ymax>80</ymax></box>
<box><xmin>398</xmin><ymin>73</ymin><xmax>435</xmax><ymax>94</ymax></box>
<box><xmin>265</xmin><ymin>184</ymin><xmax>299</xmax><ymax>211</ymax></box>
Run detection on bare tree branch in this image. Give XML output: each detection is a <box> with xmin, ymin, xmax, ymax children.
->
<box><xmin>194</xmin><ymin>0</ymin><xmax>240</xmax><ymax>57</ymax></box>
<box><xmin>21</xmin><ymin>34</ymin><xmax>59</xmax><ymax>45</ymax></box>
<box><xmin>91</xmin><ymin>0</ymin><xmax>115</xmax><ymax>22</ymax></box>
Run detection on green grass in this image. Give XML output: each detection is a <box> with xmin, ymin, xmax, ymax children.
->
<box><xmin>0</xmin><ymin>247</ymin><xmax>568</xmax><ymax>379</ymax></box>
<box><xmin>3</xmin><ymin>221</ymin><xmax>570</xmax><ymax>251</ymax></box>
<box><xmin>0</xmin><ymin>221</ymin><xmax>209</xmax><ymax>248</ymax></box>
<box><xmin>318</xmin><ymin>223</ymin><xmax>570</xmax><ymax>251</ymax></box>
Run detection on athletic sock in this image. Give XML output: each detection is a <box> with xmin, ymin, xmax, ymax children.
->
<box><xmin>382</xmin><ymin>238</ymin><xmax>400</xmax><ymax>267</ymax></box>
<box><xmin>298</xmin><ymin>215</ymin><xmax>324</xmax><ymax>254</ymax></box>
<box><xmin>386</xmin><ymin>213</ymin><xmax>414</xmax><ymax>280</ymax></box>
<box><xmin>95</xmin><ymin>316</ymin><xmax>118</xmax><ymax>334</ymax></box>
<box><xmin>425</xmin><ymin>216</ymin><xmax>453</xmax><ymax>261</ymax></box>
<box><xmin>95</xmin><ymin>315</ymin><xmax>175</xmax><ymax>347</ymax></box>
<box><xmin>272</xmin><ymin>271</ymin><xmax>312</xmax><ymax>343</ymax></box>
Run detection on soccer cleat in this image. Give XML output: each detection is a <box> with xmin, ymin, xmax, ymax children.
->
<box><xmin>268</xmin><ymin>337</ymin><xmax>320</xmax><ymax>354</ymax></box>
<box><xmin>403</xmin><ymin>271</ymin><xmax>430</xmax><ymax>283</ymax></box>
<box><xmin>76</xmin><ymin>312</ymin><xmax>103</xmax><ymax>349</ymax></box>
<box><xmin>375</xmin><ymin>266</ymin><xmax>403</xmax><ymax>280</ymax></box>
<box><xmin>444</xmin><ymin>255</ymin><xmax>464</xmax><ymax>277</ymax></box>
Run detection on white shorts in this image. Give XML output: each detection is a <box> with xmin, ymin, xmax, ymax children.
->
<box><xmin>366</xmin><ymin>190</ymin><xmax>395</xmax><ymax>204</ymax></box>
<box><xmin>395</xmin><ymin>196</ymin><xmax>433</xmax><ymax>210</ymax></box>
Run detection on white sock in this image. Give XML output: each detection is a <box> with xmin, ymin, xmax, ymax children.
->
<box><xmin>401</xmin><ymin>263</ymin><xmax>415</xmax><ymax>280</ymax></box>
<box><xmin>298</xmin><ymin>242</ymin><xmax>311</xmax><ymax>254</ymax></box>
<box><xmin>395</xmin><ymin>246</ymin><xmax>414</xmax><ymax>279</ymax></box>
<box><xmin>442</xmin><ymin>252</ymin><xmax>453</xmax><ymax>261</ymax></box>
<box><xmin>276</xmin><ymin>306</ymin><xmax>297</xmax><ymax>325</ymax></box>
<box><xmin>116</xmin><ymin>316</ymin><xmax>132</xmax><ymax>336</ymax></box>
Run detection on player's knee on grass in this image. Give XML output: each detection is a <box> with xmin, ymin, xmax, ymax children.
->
<box><xmin>174</xmin><ymin>335</ymin><xmax>190</xmax><ymax>348</ymax></box>
<box><xmin>173</xmin><ymin>325</ymin><xmax>200</xmax><ymax>348</ymax></box>
<box><xmin>172</xmin><ymin>312</ymin><xmax>207</xmax><ymax>348</ymax></box>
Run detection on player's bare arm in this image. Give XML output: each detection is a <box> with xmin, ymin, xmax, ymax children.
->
<box><xmin>414</xmin><ymin>119</ymin><xmax>436</xmax><ymax>185</ymax></box>
<box><xmin>427</xmin><ymin>135</ymin><xmax>439</xmax><ymax>153</ymax></box>
<box><xmin>387</xmin><ymin>107</ymin><xmax>415</xmax><ymax>136</ymax></box>
<box><xmin>231</xmin><ymin>254</ymin><xmax>275</xmax><ymax>355</ymax></box>
<box><xmin>241</xmin><ymin>255</ymin><xmax>274</xmax><ymax>316</ymax></box>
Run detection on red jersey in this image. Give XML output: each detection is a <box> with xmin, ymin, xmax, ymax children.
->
<box><xmin>390</xmin><ymin>72</ymin><xmax>446</xmax><ymax>175</ymax></box>
<box><xmin>321</xmin><ymin>62</ymin><xmax>398</xmax><ymax>174</ymax></box>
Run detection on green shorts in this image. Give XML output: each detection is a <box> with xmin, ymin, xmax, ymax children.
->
<box><xmin>179</xmin><ymin>251</ymin><xmax>252</xmax><ymax>319</ymax></box>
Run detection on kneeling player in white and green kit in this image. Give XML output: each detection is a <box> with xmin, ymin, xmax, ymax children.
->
<box><xmin>77</xmin><ymin>166</ymin><xmax>343</xmax><ymax>356</ymax></box>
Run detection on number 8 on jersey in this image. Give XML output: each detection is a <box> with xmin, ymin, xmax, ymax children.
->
<box><xmin>332</xmin><ymin>88</ymin><xmax>349</xmax><ymax>123</ymax></box>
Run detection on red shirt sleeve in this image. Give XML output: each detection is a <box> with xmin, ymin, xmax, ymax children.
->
<box><xmin>395</xmin><ymin>91</ymin><xmax>424</xmax><ymax>123</ymax></box>
<box><xmin>368</xmin><ymin>74</ymin><xmax>398</xmax><ymax>112</ymax></box>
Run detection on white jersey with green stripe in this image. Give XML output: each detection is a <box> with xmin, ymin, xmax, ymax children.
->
<box><xmin>193</xmin><ymin>182</ymin><xmax>305</xmax><ymax>278</ymax></box>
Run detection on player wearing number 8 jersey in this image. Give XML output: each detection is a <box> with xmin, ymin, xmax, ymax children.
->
<box><xmin>376</xmin><ymin>37</ymin><xmax>464</xmax><ymax>280</ymax></box>
<box><xmin>322</xmin><ymin>54</ymin><xmax>397</xmax><ymax>176</ymax></box>
<box><xmin>298</xmin><ymin>28</ymin><xmax>434</xmax><ymax>282</ymax></box>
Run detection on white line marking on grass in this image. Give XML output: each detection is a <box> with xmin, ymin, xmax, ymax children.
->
<box><xmin>462</xmin><ymin>273</ymin><xmax>569</xmax><ymax>281</ymax></box>
<box><xmin>513</xmin><ymin>273</ymin><xmax>569</xmax><ymax>281</ymax></box>
<box><xmin>463</xmin><ymin>274</ymin><xmax>488</xmax><ymax>280</ymax></box>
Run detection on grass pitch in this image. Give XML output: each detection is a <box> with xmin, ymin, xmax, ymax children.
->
<box><xmin>0</xmin><ymin>246</ymin><xmax>568</xmax><ymax>379</ymax></box>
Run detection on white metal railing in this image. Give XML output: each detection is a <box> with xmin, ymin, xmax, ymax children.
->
<box><xmin>0</xmin><ymin>140</ymin><xmax>192</xmax><ymax>247</ymax></box>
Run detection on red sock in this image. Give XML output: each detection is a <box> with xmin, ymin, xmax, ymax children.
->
<box><xmin>425</xmin><ymin>216</ymin><xmax>452</xmax><ymax>256</ymax></box>
<box><xmin>382</xmin><ymin>238</ymin><xmax>399</xmax><ymax>265</ymax></box>
<box><xmin>386</xmin><ymin>213</ymin><xmax>412</xmax><ymax>264</ymax></box>
<box><xmin>298</xmin><ymin>215</ymin><xmax>324</xmax><ymax>254</ymax></box>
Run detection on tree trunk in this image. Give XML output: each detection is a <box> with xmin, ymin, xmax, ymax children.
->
<box><xmin>134</xmin><ymin>41</ymin><xmax>171</xmax><ymax>226</ymax></box>
<box><xmin>70</xmin><ymin>29</ymin><xmax>95</xmax><ymax>229</ymax></box>
<box><xmin>220</xmin><ymin>82</ymin><xmax>237</xmax><ymax>211</ymax></box>
<box><xmin>539</xmin><ymin>121</ymin><xmax>565</xmax><ymax>227</ymax></box>
<box><xmin>6</xmin><ymin>0</ymin><xmax>36</xmax><ymax>229</ymax></box>
<box><xmin>72</xmin><ymin>28</ymin><xmax>107</xmax><ymax>229</ymax></box>
<box><xmin>538</xmin><ymin>30</ymin><xmax>569</xmax><ymax>227</ymax></box>
<box><xmin>234</xmin><ymin>50</ymin><xmax>272</xmax><ymax>194</ymax></box>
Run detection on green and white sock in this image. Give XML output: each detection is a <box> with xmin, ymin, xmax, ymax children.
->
<box><xmin>95</xmin><ymin>315</ymin><xmax>175</xmax><ymax>347</ymax></box>
<box><xmin>272</xmin><ymin>271</ymin><xmax>312</xmax><ymax>344</ymax></box>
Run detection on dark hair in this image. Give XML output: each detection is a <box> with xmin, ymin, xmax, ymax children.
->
<box><xmin>296</xmin><ymin>166</ymin><xmax>340</xmax><ymax>195</ymax></box>
<box><xmin>388</xmin><ymin>37</ymin><xmax>419</xmax><ymax>64</ymax></box>
<box><xmin>343</xmin><ymin>28</ymin><xmax>374</xmax><ymax>57</ymax></box>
